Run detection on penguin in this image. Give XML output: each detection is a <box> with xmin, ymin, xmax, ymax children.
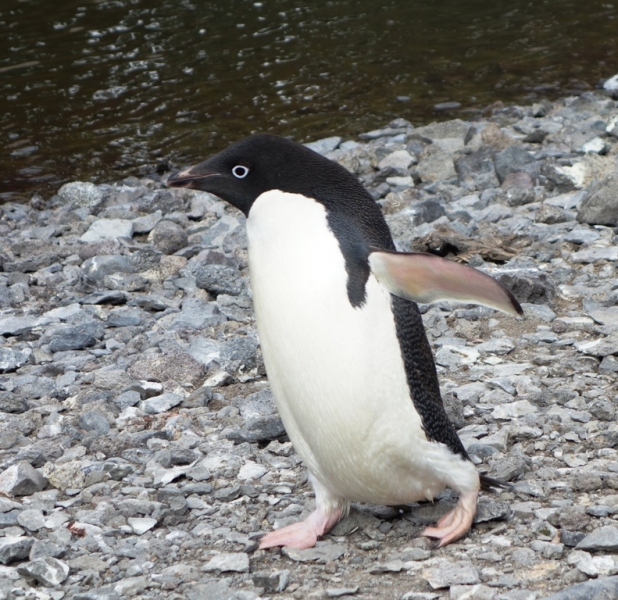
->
<box><xmin>167</xmin><ymin>134</ymin><xmax>522</xmax><ymax>549</ymax></box>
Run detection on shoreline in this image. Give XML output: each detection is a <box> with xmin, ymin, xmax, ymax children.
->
<box><xmin>1</xmin><ymin>92</ymin><xmax>617</xmax><ymax>599</ymax></box>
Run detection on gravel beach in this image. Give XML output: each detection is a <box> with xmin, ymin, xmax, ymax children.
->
<box><xmin>0</xmin><ymin>91</ymin><xmax>617</xmax><ymax>600</ymax></box>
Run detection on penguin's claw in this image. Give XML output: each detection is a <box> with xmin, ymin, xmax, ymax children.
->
<box><xmin>259</xmin><ymin>507</ymin><xmax>342</xmax><ymax>550</ymax></box>
<box><xmin>422</xmin><ymin>490</ymin><xmax>478</xmax><ymax>547</ymax></box>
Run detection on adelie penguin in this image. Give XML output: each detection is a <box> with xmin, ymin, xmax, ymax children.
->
<box><xmin>167</xmin><ymin>134</ymin><xmax>522</xmax><ymax>549</ymax></box>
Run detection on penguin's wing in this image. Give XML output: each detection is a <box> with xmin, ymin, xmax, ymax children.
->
<box><xmin>368</xmin><ymin>248</ymin><xmax>523</xmax><ymax>317</ymax></box>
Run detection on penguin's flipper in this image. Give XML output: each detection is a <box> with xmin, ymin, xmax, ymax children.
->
<box><xmin>368</xmin><ymin>249</ymin><xmax>523</xmax><ymax>317</ymax></box>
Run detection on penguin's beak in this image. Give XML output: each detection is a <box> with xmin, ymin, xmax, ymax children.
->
<box><xmin>167</xmin><ymin>165</ymin><xmax>219</xmax><ymax>189</ymax></box>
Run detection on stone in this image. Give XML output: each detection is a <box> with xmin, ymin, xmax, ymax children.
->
<box><xmin>195</xmin><ymin>264</ymin><xmax>244</xmax><ymax>296</ymax></box>
<box><xmin>16</xmin><ymin>509</ymin><xmax>45</xmax><ymax>532</ymax></box>
<box><xmin>202</xmin><ymin>552</ymin><xmax>250</xmax><ymax>573</ymax></box>
<box><xmin>140</xmin><ymin>392</ymin><xmax>183</xmax><ymax>415</ymax></box>
<box><xmin>572</xmin><ymin>246</ymin><xmax>618</xmax><ymax>262</ymax></box>
<box><xmin>576</xmin><ymin>525</ymin><xmax>618</xmax><ymax>552</ymax></box>
<box><xmin>577</xmin><ymin>172</ymin><xmax>618</xmax><ymax>225</ymax></box>
<box><xmin>149</xmin><ymin>220</ymin><xmax>188</xmax><ymax>255</ymax></box>
<box><xmin>422</xmin><ymin>560</ymin><xmax>480</xmax><ymax>589</ymax></box>
<box><xmin>304</xmin><ymin>136</ymin><xmax>342</xmax><ymax>155</ymax></box>
<box><xmin>252</xmin><ymin>570</ymin><xmax>290</xmax><ymax>593</ymax></box>
<box><xmin>128</xmin><ymin>350</ymin><xmax>205</xmax><ymax>387</ymax></box>
<box><xmin>80</xmin><ymin>218</ymin><xmax>134</xmax><ymax>242</ymax></box>
<box><xmin>128</xmin><ymin>517</ymin><xmax>157</xmax><ymax>535</ymax></box>
<box><xmin>0</xmin><ymin>461</ymin><xmax>47</xmax><ymax>496</ymax></box>
<box><xmin>0</xmin><ymin>536</ymin><xmax>35</xmax><ymax>564</ymax></box>
<box><xmin>544</xmin><ymin>575</ymin><xmax>618</xmax><ymax>600</ymax></box>
<box><xmin>416</xmin><ymin>145</ymin><xmax>456</xmax><ymax>182</ymax></box>
<box><xmin>0</xmin><ymin>347</ymin><xmax>31</xmax><ymax>373</ymax></box>
<box><xmin>0</xmin><ymin>391</ymin><xmax>28</xmax><ymax>413</ymax></box>
<box><xmin>58</xmin><ymin>181</ymin><xmax>103</xmax><ymax>208</ymax></box>
<box><xmin>495</xmin><ymin>268</ymin><xmax>555</xmax><ymax>304</ymax></box>
<box><xmin>378</xmin><ymin>150</ymin><xmax>415</xmax><ymax>171</ymax></box>
<box><xmin>48</xmin><ymin>322</ymin><xmax>105</xmax><ymax>353</ymax></box>
<box><xmin>283</xmin><ymin>543</ymin><xmax>347</xmax><ymax>563</ymax></box>
<box><xmin>81</xmin><ymin>255</ymin><xmax>134</xmax><ymax>283</ymax></box>
<box><xmin>18</xmin><ymin>557</ymin><xmax>70</xmax><ymax>587</ymax></box>
<box><xmin>494</xmin><ymin>145</ymin><xmax>534</xmax><ymax>183</ymax></box>
<box><xmin>492</xmin><ymin>400</ymin><xmax>538</xmax><ymax>420</ymax></box>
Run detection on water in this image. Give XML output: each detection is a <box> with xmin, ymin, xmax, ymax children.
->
<box><xmin>1</xmin><ymin>0</ymin><xmax>617</xmax><ymax>200</ymax></box>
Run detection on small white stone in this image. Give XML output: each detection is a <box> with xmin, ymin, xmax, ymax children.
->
<box><xmin>603</xmin><ymin>74</ymin><xmax>618</xmax><ymax>90</ymax></box>
<box><xmin>492</xmin><ymin>400</ymin><xmax>538</xmax><ymax>420</ymax></box>
<box><xmin>237</xmin><ymin>461</ymin><xmax>268</xmax><ymax>481</ymax></box>
<box><xmin>203</xmin><ymin>552</ymin><xmax>250</xmax><ymax>573</ymax></box>
<box><xmin>128</xmin><ymin>517</ymin><xmax>157</xmax><ymax>535</ymax></box>
<box><xmin>80</xmin><ymin>218</ymin><xmax>134</xmax><ymax>242</ymax></box>
<box><xmin>378</xmin><ymin>149</ymin><xmax>414</xmax><ymax>170</ymax></box>
<box><xmin>581</xmin><ymin>137</ymin><xmax>608</xmax><ymax>154</ymax></box>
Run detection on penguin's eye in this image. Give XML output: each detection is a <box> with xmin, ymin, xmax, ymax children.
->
<box><xmin>232</xmin><ymin>165</ymin><xmax>250</xmax><ymax>179</ymax></box>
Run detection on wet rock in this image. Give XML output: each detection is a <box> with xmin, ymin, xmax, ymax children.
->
<box><xmin>0</xmin><ymin>461</ymin><xmax>47</xmax><ymax>496</ymax></box>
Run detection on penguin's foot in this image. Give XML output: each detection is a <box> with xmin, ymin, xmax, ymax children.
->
<box><xmin>422</xmin><ymin>490</ymin><xmax>478</xmax><ymax>547</ymax></box>
<box><xmin>259</xmin><ymin>507</ymin><xmax>342</xmax><ymax>550</ymax></box>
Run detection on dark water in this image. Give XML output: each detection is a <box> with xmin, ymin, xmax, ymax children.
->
<box><xmin>1</xmin><ymin>0</ymin><xmax>617</xmax><ymax>200</ymax></box>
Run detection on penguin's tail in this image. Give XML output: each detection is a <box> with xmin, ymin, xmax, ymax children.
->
<box><xmin>479</xmin><ymin>474</ymin><xmax>512</xmax><ymax>491</ymax></box>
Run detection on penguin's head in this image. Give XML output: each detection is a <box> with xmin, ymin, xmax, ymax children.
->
<box><xmin>167</xmin><ymin>133</ymin><xmax>366</xmax><ymax>217</ymax></box>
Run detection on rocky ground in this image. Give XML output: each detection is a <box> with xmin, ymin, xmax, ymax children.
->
<box><xmin>1</xmin><ymin>91</ymin><xmax>618</xmax><ymax>600</ymax></box>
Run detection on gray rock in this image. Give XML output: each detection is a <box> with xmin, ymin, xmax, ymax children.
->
<box><xmin>107</xmin><ymin>307</ymin><xmax>144</xmax><ymax>327</ymax></box>
<box><xmin>252</xmin><ymin>570</ymin><xmax>290</xmax><ymax>593</ymax></box>
<box><xmin>495</xmin><ymin>268</ymin><xmax>555</xmax><ymax>304</ymax></box>
<box><xmin>150</xmin><ymin>219</ymin><xmax>188</xmax><ymax>255</ymax></box>
<box><xmin>577</xmin><ymin>172</ymin><xmax>618</xmax><ymax>225</ymax></box>
<box><xmin>18</xmin><ymin>557</ymin><xmax>69</xmax><ymax>586</ymax></box>
<box><xmin>132</xmin><ymin>209</ymin><xmax>162</xmax><ymax>233</ymax></box>
<box><xmin>0</xmin><ymin>347</ymin><xmax>31</xmax><ymax>373</ymax></box>
<box><xmin>571</xmin><ymin>246</ymin><xmax>618</xmax><ymax>262</ymax></box>
<box><xmin>81</xmin><ymin>255</ymin><xmax>134</xmax><ymax>283</ymax></box>
<box><xmin>58</xmin><ymin>181</ymin><xmax>103</xmax><ymax>208</ymax></box>
<box><xmin>16</xmin><ymin>508</ymin><xmax>45</xmax><ymax>531</ymax></box>
<box><xmin>576</xmin><ymin>525</ymin><xmax>618</xmax><ymax>552</ymax></box>
<box><xmin>113</xmin><ymin>390</ymin><xmax>141</xmax><ymax>409</ymax></box>
<box><xmin>79</xmin><ymin>411</ymin><xmax>111</xmax><ymax>435</ymax></box>
<box><xmin>202</xmin><ymin>552</ymin><xmax>250</xmax><ymax>573</ymax></box>
<box><xmin>541</xmin><ymin>576</ymin><xmax>618</xmax><ymax>600</ymax></box>
<box><xmin>140</xmin><ymin>392</ymin><xmax>183</xmax><ymax>415</ymax></box>
<box><xmin>48</xmin><ymin>322</ymin><xmax>105</xmax><ymax>353</ymax></box>
<box><xmin>128</xmin><ymin>349</ymin><xmax>205</xmax><ymax>387</ymax></box>
<box><xmin>0</xmin><ymin>461</ymin><xmax>47</xmax><ymax>496</ymax></box>
<box><xmin>29</xmin><ymin>540</ymin><xmax>67</xmax><ymax>560</ymax></box>
<box><xmin>305</xmin><ymin>136</ymin><xmax>342</xmax><ymax>155</ymax></box>
<box><xmin>196</xmin><ymin>264</ymin><xmax>244</xmax><ymax>296</ymax></box>
<box><xmin>494</xmin><ymin>145</ymin><xmax>535</xmax><ymax>183</ymax></box>
<box><xmin>0</xmin><ymin>314</ymin><xmax>53</xmax><ymax>337</ymax></box>
<box><xmin>0</xmin><ymin>391</ymin><xmax>28</xmax><ymax>413</ymax></box>
<box><xmin>416</xmin><ymin>145</ymin><xmax>457</xmax><ymax>182</ymax></box>
<box><xmin>80</xmin><ymin>218</ymin><xmax>134</xmax><ymax>242</ymax></box>
<box><xmin>0</xmin><ymin>536</ymin><xmax>35</xmax><ymax>564</ymax></box>
<box><xmin>184</xmin><ymin>580</ymin><xmax>258</xmax><ymax>600</ymax></box>
<box><xmin>173</xmin><ymin>296</ymin><xmax>227</xmax><ymax>330</ymax></box>
<box><xmin>422</xmin><ymin>559</ymin><xmax>480</xmax><ymax>589</ymax></box>
<box><xmin>283</xmin><ymin>542</ymin><xmax>347</xmax><ymax>563</ymax></box>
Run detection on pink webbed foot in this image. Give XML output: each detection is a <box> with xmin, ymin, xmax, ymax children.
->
<box><xmin>259</xmin><ymin>506</ymin><xmax>342</xmax><ymax>550</ymax></box>
<box><xmin>422</xmin><ymin>490</ymin><xmax>479</xmax><ymax>547</ymax></box>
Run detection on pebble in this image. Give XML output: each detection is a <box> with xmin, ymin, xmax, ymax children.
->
<box><xmin>1</xmin><ymin>92</ymin><xmax>618</xmax><ymax>599</ymax></box>
<box><xmin>202</xmin><ymin>552</ymin><xmax>250</xmax><ymax>573</ymax></box>
<box><xmin>18</xmin><ymin>557</ymin><xmax>70</xmax><ymax>587</ymax></box>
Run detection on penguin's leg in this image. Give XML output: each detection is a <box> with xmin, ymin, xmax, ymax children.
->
<box><xmin>259</xmin><ymin>473</ymin><xmax>347</xmax><ymax>550</ymax></box>
<box><xmin>422</xmin><ymin>489</ymin><xmax>479</xmax><ymax>547</ymax></box>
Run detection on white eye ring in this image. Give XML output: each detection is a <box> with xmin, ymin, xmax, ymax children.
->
<box><xmin>232</xmin><ymin>165</ymin><xmax>249</xmax><ymax>179</ymax></box>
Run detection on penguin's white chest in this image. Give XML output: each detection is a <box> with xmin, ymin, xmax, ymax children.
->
<box><xmin>246</xmin><ymin>190</ymin><xmax>464</xmax><ymax>504</ymax></box>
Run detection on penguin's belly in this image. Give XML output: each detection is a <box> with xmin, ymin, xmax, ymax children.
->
<box><xmin>247</xmin><ymin>191</ymin><xmax>462</xmax><ymax>504</ymax></box>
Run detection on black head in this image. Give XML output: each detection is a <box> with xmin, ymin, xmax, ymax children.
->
<box><xmin>167</xmin><ymin>133</ymin><xmax>375</xmax><ymax>219</ymax></box>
